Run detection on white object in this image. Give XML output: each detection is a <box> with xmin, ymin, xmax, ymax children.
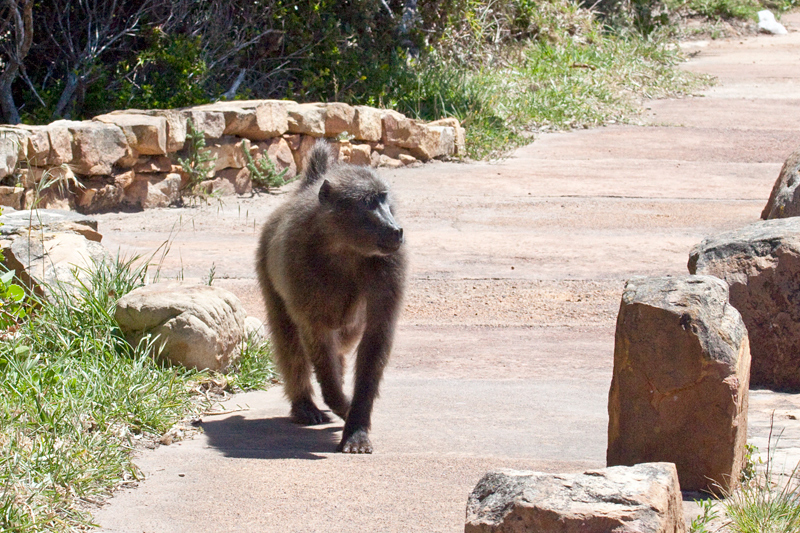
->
<box><xmin>758</xmin><ymin>10</ymin><xmax>788</xmax><ymax>35</ymax></box>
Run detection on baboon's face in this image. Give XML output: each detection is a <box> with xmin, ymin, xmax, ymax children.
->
<box><xmin>319</xmin><ymin>174</ymin><xmax>404</xmax><ymax>257</ymax></box>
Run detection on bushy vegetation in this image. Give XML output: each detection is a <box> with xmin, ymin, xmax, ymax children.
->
<box><xmin>0</xmin><ymin>253</ymin><xmax>276</xmax><ymax>531</ymax></box>
<box><xmin>0</xmin><ymin>0</ymin><xmax>783</xmax><ymax>157</ymax></box>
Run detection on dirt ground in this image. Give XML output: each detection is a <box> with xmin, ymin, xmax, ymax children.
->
<box><xmin>92</xmin><ymin>14</ymin><xmax>800</xmax><ymax>533</ymax></box>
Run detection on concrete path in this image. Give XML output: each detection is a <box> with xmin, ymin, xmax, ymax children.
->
<box><xmin>93</xmin><ymin>15</ymin><xmax>800</xmax><ymax>532</ymax></box>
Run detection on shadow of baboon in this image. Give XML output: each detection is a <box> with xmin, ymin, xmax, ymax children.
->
<box><xmin>200</xmin><ymin>414</ymin><xmax>341</xmax><ymax>460</ymax></box>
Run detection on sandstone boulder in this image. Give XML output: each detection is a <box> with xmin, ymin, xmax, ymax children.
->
<box><xmin>210</xmin><ymin>100</ymin><xmax>291</xmax><ymax>140</ymax></box>
<box><xmin>465</xmin><ymin>463</ymin><xmax>685</xmax><ymax>533</ymax></box>
<box><xmin>0</xmin><ymin>186</ymin><xmax>23</xmax><ymax>209</ymax></box>
<box><xmin>51</xmin><ymin>120</ymin><xmax>128</xmax><ymax>175</ymax></box>
<box><xmin>1</xmin><ymin>231</ymin><xmax>109</xmax><ymax>297</ymax></box>
<box><xmin>349</xmin><ymin>143</ymin><xmax>372</xmax><ymax>166</ymax></box>
<box><xmin>762</xmin><ymin>147</ymin><xmax>800</xmax><ymax>219</ymax></box>
<box><xmin>379</xmin><ymin>154</ymin><xmax>404</xmax><ymax>168</ymax></box>
<box><xmin>382</xmin><ymin>113</ymin><xmax>454</xmax><ymax>160</ymax></box>
<box><xmin>324</xmin><ymin>103</ymin><xmax>356</xmax><ymax>136</ymax></box>
<box><xmin>180</xmin><ymin>109</ymin><xmax>225</xmax><ymax>139</ymax></box>
<box><xmin>95</xmin><ymin>113</ymin><xmax>168</xmax><ymax>155</ymax></box>
<box><xmin>24</xmin><ymin>165</ymin><xmax>76</xmax><ymax>191</ymax></box>
<box><xmin>250</xmin><ymin>138</ymin><xmax>296</xmax><ymax>181</ymax></box>
<box><xmin>121</xmin><ymin>173</ymin><xmax>182</xmax><ymax>209</ymax></box>
<box><xmin>287</xmin><ymin>103</ymin><xmax>326</xmax><ymax>137</ymax></box>
<box><xmin>146</xmin><ymin>174</ymin><xmax>182</xmax><ymax>208</ymax></box>
<box><xmin>216</xmin><ymin>168</ymin><xmax>252</xmax><ymax>195</ymax></box>
<box><xmin>689</xmin><ymin>218</ymin><xmax>800</xmax><ymax>390</ymax></box>
<box><xmin>198</xmin><ymin>177</ymin><xmax>236</xmax><ymax>196</ymax></box>
<box><xmin>0</xmin><ymin>208</ymin><xmax>99</xmax><ymax>238</ymax></box>
<box><xmin>244</xmin><ymin>316</ymin><xmax>267</xmax><ymax>342</ymax></box>
<box><xmin>0</xmin><ymin>135</ymin><xmax>20</xmax><ymax>179</ymax></box>
<box><xmin>133</xmin><ymin>155</ymin><xmax>173</xmax><ymax>174</ymax></box>
<box><xmin>207</xmin><ymin>136</ymin><xmax>247</xmax><ymax>171</ymax></box>
<box><xmin>607</xmin><ymin>275</ymin><xmax>750</xmax><ymax>492</ymax></box>
<box><xmin>76</xmin><ymin>178</ymin><xmax>123</xmax><ymax>214</ymax></box>
<box><xmin>46</xmin><ymin>123</ymin><xmax>74</xmax><ymax>165</ymax></box>
<box><xmin>352</xmin><ymin>106</ymin><xmax>383</xmax><ymax>142</ymax></box>
<box><xmin>12</xmin><ymin>125</ymin><xmax>50</xmax><ymax>166</ymax></box>
<box><xmin>429</xmin><ymin>117</ymin><xmax>466</xmax><ymax>156</ymax></box>
<box><xmin>115</xmin><ymin>283</ymin><xmax>247</xmax><ymax>371</ymax></box>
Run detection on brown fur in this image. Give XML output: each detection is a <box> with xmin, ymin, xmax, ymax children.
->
<box><xmin>255</xmin><ymin>140</ymin><xmax>407</xmax><ymax>453</ymax></box>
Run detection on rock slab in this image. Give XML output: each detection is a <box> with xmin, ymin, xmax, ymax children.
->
<box><xmin>762</xmin><ymin>146</ymin><xmax>800</xmax><ymax>219</ymax></box>
<box><xmin>465</xmin><ymin>463</ymin><xmax>686</xmax><ymax>533</ymax></box>
<box><xmin>115</xmin><ymin>283</ymin><xmax>247</xmax><ymax>371</ymax></box>
<box><xmin>689</xmin><ymin>218</ymin><xmax>800</xmax><ymax>390</ymax></box>
<box><xmin>607</xmin><ymin>275</ymin><xmax>750</xmax><ymax>492</ymax></box>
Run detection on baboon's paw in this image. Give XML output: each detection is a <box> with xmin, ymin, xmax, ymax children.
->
<box><xmin>290</xmin><ymin>399</ymin><xmax>330</xmax><ymax>425</ymax></box>
<box><xmin>337</xmin><ymin>429</ymin><xmax>373</xmax><ymax>454</ymax></box>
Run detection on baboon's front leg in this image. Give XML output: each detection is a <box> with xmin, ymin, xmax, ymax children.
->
<box><xmin>338</xmin><ymin>311</ymin><xmax>395</xmax><ymax>454</ymax></box>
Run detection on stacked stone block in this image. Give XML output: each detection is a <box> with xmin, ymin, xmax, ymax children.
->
<box><xmin>0</xmin><ymin>101</ymin><xmax>465</xmax><ymax>213</ymax></box>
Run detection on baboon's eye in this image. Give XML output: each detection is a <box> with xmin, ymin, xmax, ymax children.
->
<box><xmin>365</xmin><ymin>193</ymin><xmax>387</xmax><ymax>210</ymax></box>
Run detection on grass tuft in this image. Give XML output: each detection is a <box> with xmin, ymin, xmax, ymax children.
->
<box><xmin>0</xmin><ymin>253</ymin><xmax>275</xmax><ymax>532</ymax></box>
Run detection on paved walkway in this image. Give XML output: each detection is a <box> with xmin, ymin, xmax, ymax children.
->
<box><xmin>93</xmin><ymin>15</ymin><xmax>800</xmax><ymax>532</ymax></box>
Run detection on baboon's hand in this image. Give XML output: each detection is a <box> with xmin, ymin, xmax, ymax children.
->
<box><xmin>291</xmin><ymin>399</ymin><xmax>331</xmax><ymax>425</ymax></box>
<box><xmin>337</xmin><ymin>429</ymin><xmax>373</xmax><ymax>454</ymax></box>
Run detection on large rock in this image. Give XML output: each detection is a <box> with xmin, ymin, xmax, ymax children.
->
<box><xmin>46</xmin><ymin>123</ymin><xmax>75</xmax><ymax>165</ymax></box>
<box><xmin>251</xmin><ymin>137</ymin><xmax>297</xmax><ymax>180</ymax></box>
<box><xmin>762</xmin><ymin>147</ymin><xmax>800</xmax><ymax>219</ymax></box>
<box><xmin>382</xmin><ymin>113</ymin><xmax>454</xmax><ymax>160</ymax></box>
<box><xmin>287</xmin><ymin>103</ymin><xmax>326</xmax><ymax>137</ymax></box>
<box><xmin>0</xmin><ymin>134</ymin><xmax>20</xmax><ymax>179</ymax></box>
<box><xmin>51</xmin><ymin>120</ymin><xmax>128</xmax><ymax>175</ymax></box>
<box><xmin>607</xmin><ymin>275</ymin><xmax>750</xmax><ymax>492</ymax></box>
<box><xmin>76</xmin><ymin>178</ymin><xmax>123</xmax><ymax>214</ymax></box>
<box><xmin>207</xmin><ymin>136</ymin><xmax>247</xmax><ymax>171</ymax></box>
<box><xmin>215</xmin><ymin>168</ymin><xmax>252</xmax><ymax>195</ymax></box>
<box><xmin>0</xmin><ymin>186</ymin><xmax>23</xmax><ymax>209</ymax></box>
<box><xmin>324</xmin><ymin>102</ymin><xmax>356</xmax><ymax>136</ymax></box>
<box><xmin>429</xmin><ymin>117</ymin><xmax>466</xmax><ymax>156</ymax></box>
<box><xmin>123</xmin><ymin>173</ymin><xmax>182</xmax><ymax>209</ymax></box>
<box><xmin>180</xmin><ymin>108</ymin><xmax>225</xmax><ymax>139</ymax></box>
<box><xmin>11</xmin><ymin>125</ymin><xmax>50</xmax><ymax>166</ymax></box>
<box><xmin>94</xmin><ymin>113</ymin><xmax>168</xmax><ymax>155</ymax></box>
<box><xmin>689</xmin><ymin>218</ymin><xmax>800</xmax><ymax>390</ymax></box>
<box><xmin>115</xmin><ymin>283</ymin><xmax>247</xmax><ymax>371</ymax></box>
<box><xmin>208</xmin><ymin>100</ymin><xmax>291</xmax><ymax>140</ymax></box>
<box><xmin>465</xmin><ymin>463</ymin><xmax>685</xmax><ymax>533</ymax></box>
<box><xmin>352</xmin><ymin>106</ymin><xmax>383</xmax><ymax>142</ymax></box>
<box><xmin>0</xmin><ymin>208</ymin><xmax>99</xmax><ymax>238</ymax></box>
<box><xmin>1</xmin><ymin>231</ymin><xmax>109</xmax><ymax>297</ymax></box>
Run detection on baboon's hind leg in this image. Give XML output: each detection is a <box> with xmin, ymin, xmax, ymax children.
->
<box><xmin>301</xmin><ymin>329</ymin><xmax>351</xmax><ymax>421</ymax></box>
<box><xmin>263</xmin><ymin>283</ymin><xmax>329</xmax><ymax>425</ymax></box>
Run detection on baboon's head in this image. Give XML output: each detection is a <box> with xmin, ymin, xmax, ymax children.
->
<box><xmin>318</xmin><ymin>166</ymin><xmax>404</xmax><ymax>257</ymax></box>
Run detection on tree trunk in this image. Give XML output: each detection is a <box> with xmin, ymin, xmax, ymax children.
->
<box><xmin>52</xmin><ymin>71</ymin><xmax>79</xmax><ymax>119</ymax></box>
<box><xmin>0</xmin><ymin>62</ymin><xmax>21</xmax><ymax>124</ymax></box>
<box><xmin>0</xmin><ymin>0</ymin><xmax>33</xmax><ymax>124</ymax></box>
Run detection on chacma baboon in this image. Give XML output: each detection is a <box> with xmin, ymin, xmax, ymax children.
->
<box><xmin>255</xmin><ymin>140</ymin><xmax>407</xmax><ymax>454</ymax></box>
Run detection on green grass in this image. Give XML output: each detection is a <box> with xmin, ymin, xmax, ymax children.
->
<box><xmin>722</xmin><ymin>443</ymin><xmax>800</xmax><ymax>533</ymax></box>
<box><xmin>394</xmin><ymin>2</ymin><xmax>709</xmax><ymax>159</ymax></box>
<box><xmin>0</xmin><ymin>254</ymin><xmax>275</xmax><ymax>532</ymax></box>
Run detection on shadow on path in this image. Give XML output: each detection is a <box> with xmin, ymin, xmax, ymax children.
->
<box><xmin>201</xmin><ymin>415</ymin><xmax>341</xmax><ymax>460</ymax></box>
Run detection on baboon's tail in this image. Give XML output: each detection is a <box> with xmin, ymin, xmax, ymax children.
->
<box><xmin>302</xmin><ymin>140</ymin><xmax>332</xmax><ymax>188</ymax></box>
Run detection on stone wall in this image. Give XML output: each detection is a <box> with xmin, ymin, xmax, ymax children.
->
<box><xmin>0</xmin><ymin>101</ymin><xmax>465</xmax><ymax>213</ymax></box>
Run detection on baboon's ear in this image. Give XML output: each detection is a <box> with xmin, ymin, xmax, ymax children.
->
<box><xmin>319</xmin><ymin>180</ymin><xmax>333</xmax><ymax>204</ymax></box>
